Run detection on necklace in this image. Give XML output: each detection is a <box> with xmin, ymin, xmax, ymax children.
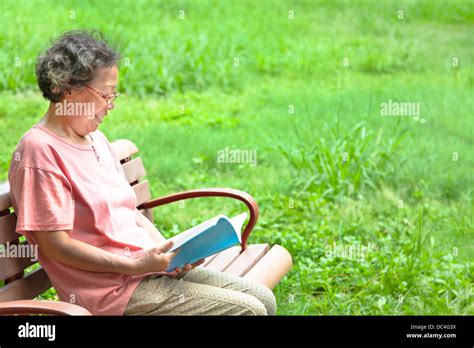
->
<box><xmin>89</xmin><ymin>134</ymin><xmax>100</xmax><ymax>161</ymax></box>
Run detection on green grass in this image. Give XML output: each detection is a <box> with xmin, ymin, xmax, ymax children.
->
<box><xmin>0</xmin><ymin>0</ymin><xmax>472</xmax><ymax>314</ymax></box>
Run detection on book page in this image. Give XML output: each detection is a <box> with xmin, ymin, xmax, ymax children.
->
<box><xmin>167</xmin><ymin>214</ymin><xmax>226</xmax><ymax>251</ymax></box>
<box><xmin>229</xmin><ymin>212</ymin><xmax>248</xmax><ymax>243</ymax></box>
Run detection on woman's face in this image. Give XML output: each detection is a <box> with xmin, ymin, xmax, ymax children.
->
<box><xmin>60</xmin><ymin>65</ymin><xmax>119</xmax><ymax>136</ymax></box>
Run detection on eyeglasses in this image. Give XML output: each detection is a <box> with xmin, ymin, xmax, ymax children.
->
<box><xmin>85</xmin><ymin>84</ymin><xmax>120</xmax><ymax>106</ymax></box>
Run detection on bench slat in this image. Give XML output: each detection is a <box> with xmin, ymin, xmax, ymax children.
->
<box><xmin>122</xmin><ymin>157</ymin><xmax>147</xmax><ymax>184</ymax></box>
<box><xmin>0</xmin><ymin>256</ymin><xmax>36</xmax><ymax>280</ymax></box>
<box><xmin>110</xmin><ymin>139</ymin><xmax>139</xmax><ymax>162</ymax></box>
<box><xmin>243</xmin><ymin>244</ymin><xmax>293</xmax><ymax>290</ymax></box>
<box><xmin>202</xmin><ymin>246</ymin><xmax>241</xmax><ymax>272</ymax></box>
<box><xmin>201</xmin><ymin>253</ymin><xmax>219</xmax><ymax>267</ymax></box>
<box><xmin>223</xmin><ymin>244</ymin><xmax>269</xmax><ymax>277</ymax></box>
<box><xmin>0</xmin><ymin>213</ymin><xmax>18</xmax><ymax>245</ymax></box>
<box><xmin>0</xmin><ymin>182</ymin><xmax>11</xmax><ymax>212</ymax></box>
<box><xmin>133</xmin><ymin>180</ymin><xmax>151</xmax><ymax>207</ymax></box>
<box><xmin>0</xmin><ymin>268</ymin><xmax>52</xmax><ymax>302</ymax></box>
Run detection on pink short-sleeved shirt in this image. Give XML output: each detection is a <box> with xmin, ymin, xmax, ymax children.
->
<box><xmin>8</xmin><ymin>124</ymin><xmax>160</xmax><ymax>315</ymax></box>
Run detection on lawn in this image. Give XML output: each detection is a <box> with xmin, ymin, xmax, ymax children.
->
<box><xmin>0</xmin><ymin>0</ymin><xmax>472</xmax><ymax>314</ymax></box>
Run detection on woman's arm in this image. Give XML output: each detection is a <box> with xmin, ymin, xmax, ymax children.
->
<box><xmin>33</xmin><ymin>230</ymin><xmax>176</xmax><ymax>276</ymax></box>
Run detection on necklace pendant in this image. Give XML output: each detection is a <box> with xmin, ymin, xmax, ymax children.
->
<box><xmin>89</xmin><ymin>135</ymin><xmax>100</xmax><ymax>161</ymax></box>
<box><xmin>92</xmin><ymin>145</ymin><xmax>100</xmax><ymax>161</ymax></box>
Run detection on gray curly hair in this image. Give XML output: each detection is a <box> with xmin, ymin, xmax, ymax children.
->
<box><xmin>36</xmin><ymin>30</ymin><xmax>121</xmax><ymax>102</ymax></box>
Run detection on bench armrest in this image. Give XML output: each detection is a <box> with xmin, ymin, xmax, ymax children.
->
<box><xmin>139</xmin><ymin>188</ymin><xmax>259</xmax><ymax>251</ymax></box>
<box><xmin>0</xmin><ymin>300</ymin><xmax>92</xmax><ymax>316</ymax></box>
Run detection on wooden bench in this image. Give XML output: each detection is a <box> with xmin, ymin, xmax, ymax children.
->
<box><xmin>0</xmin><ymin>139</ymin><xmax>293</xmax><ymax>315</ymax></box>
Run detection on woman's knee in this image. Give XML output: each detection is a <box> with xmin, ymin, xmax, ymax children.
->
<box><xmin>245</xmin><ymin>283</ymin><xmax>277</xmax><ymax>316</ymax></box>
<box><xmin>239</xmin><ymin>293</ymin><xmax>268</xmax><ymax>315</ymax></box>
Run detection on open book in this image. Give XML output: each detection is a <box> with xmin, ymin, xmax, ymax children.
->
<box><xmin>165</xmin><ymin>212</ymin><xmax>248</xmax><ymax>272</ymax></box>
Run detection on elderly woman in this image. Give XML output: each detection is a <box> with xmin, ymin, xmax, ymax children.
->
<box><xmin>8</xmin><ymin>30</ymin><xmax>276</xmax><ymax>316</ymax></box>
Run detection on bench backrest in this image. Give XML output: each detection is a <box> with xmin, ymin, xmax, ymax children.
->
<box><xmin>0</xmin><ymin>139</ymin><xmax>152</xmax><ymax>302</ymax></box>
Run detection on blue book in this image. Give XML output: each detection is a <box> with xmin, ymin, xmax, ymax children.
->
<box><xmin>165</xmin><ymin>212</ymin><xmax>248</xmax><ymax>272</ymax></box>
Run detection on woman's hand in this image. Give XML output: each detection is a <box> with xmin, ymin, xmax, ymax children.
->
<box><xmin>132</xmin><ymin>240</ymin><xmax>180</xmax><ymax>276</ymax></box>
<box><xmin>164</xmin><ymin>258</ymin><xmax>206</xmax><ymax>278</ymax></box>
<box><xmin>133</xmin><ymin>240</ymin><xmax>207</xmax><ymax>277</ymax></box>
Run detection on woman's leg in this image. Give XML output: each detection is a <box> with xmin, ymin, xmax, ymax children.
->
<box><xmin>123</xmin><ymin>273</ymin><xmax>268</xmax><ymax>316</ymax></box>
<box><xmin>176</xmin><ymin>267</ymin><xmax>277</xmax><ymax>316</ymax></box>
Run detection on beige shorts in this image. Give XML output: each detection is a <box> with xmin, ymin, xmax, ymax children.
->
<box><xmin>124</xmin><ymin>266</ymin><xmax>276</xmax><ymax>315</ymax></box>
